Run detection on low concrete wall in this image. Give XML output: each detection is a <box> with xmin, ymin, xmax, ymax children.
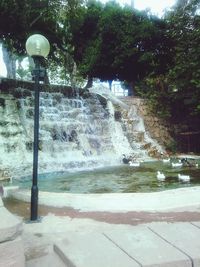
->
<box><xmin>0</xmin><ymin>196</ymin><xmax>25</xmax><ymax>267</ymax></box>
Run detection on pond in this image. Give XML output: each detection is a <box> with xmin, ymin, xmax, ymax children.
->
<box><xmin>10</xmin><ymin>159</ymin><xmax>200</xmax><ymax>193</ymax></box>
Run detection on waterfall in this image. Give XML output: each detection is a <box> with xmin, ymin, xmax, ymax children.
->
<box><xmin>0</xmin><ymin>86</ymin><xmax>163</xmax><ymax>178</ymax></box>
<box><xmin>106</xmin><ymin>100</ymin><xmax>133</xmax><ymax>156</ymax></box>
<box><xmin>89</xmin><ymin>85</ymin><xmax>164</xmax><ymax>160</ymax></box>
<box><xmin>126</xmin><ymin>101</ymin><xmax>164</xmax><ymax>157</ymax></box>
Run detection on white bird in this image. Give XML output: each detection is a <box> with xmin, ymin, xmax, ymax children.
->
<box><xmin>162</xmin><ymin>158</ymin><xmax>170</xmax><ymax>163</ymax></box>
<box><xmin>157</xmin><ymin>171</ymin><xmax>166</xmax><ymax>181</ymax></box>
<box><xmin>129</xmin><ymin>161</ymin><xmax>140</xmax><ymax>167</ymax></box>
<box><xmin>178</xmin><ymin>173</ymin><xmax>190</xmax><ymax>182</ymax></box>
<box><xmin>172</xmin><ymin>162</ymin><xmax>183</xmax><ymax>167</ymax></box>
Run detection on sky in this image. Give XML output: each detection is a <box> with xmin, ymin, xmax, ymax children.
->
<box><xmin>0</xmin><ymin>45</ymin><xmax>6</xmax><ymax>76</ymax></box>
<box><xmin>125</xmin><ymin>0</ymin><xmax>175</xmax><ymax>16</ymax></box>
<box><xmin>104</xmin><ymin>0</ymin><xmax>176</xmax><ymax>16</ymax></box>
<box><xmin>0</xmin><ymin>0</ymin><xmax>176</xmax><ymax>77</ymax></box>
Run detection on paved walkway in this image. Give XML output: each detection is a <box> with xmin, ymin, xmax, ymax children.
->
<box><xmin>4</xmin><ymin>186</ymin><xmax>200</xmax><ymax>267</ymax></box>
<box><xmin>24</xmin><ymin>215</ymin><xmax>200</xmax><ymax>267</ymax></box>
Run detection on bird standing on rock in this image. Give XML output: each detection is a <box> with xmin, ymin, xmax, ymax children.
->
<box><xmin>178</xmin><ymin>173</ymin><xmax>190</xmax><ymax>182</ymax></box>
<box><xmin>157</xmin><ymin>171</ymin><xmax>166</xmax><ymax>181</ymax></box>
<box><xmin>172</xmin><ymin>162</ymin><xmax>183</xmax><ymax>167</ymax></box>
<box><xmin>162</xmin><ymin>158</ymin><xmax>170</xmax><ymax>163</ymax></box>
<box><xmin>129</xmin><ymin>161</ymin><xmax>140</xmax><ymax>167</ymax></box>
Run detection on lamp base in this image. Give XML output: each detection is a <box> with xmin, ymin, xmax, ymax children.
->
<box><xmin>25</xmin><ymin>216</ymin><xmax>42</xmax><ymax>224</ymax></box>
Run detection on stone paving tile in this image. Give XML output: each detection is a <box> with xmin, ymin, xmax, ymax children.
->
<box><xmin>148</xmin><ymin>222</ymin><xmax>200</xmax><ymax>267</ymax></box>
<box><xmin>104</xmin><ymin>225</ymin><xmax>191</xmax><ymax>267</ymax></box>
<box><xmin>191</xmin><ymin>221</ymin><xmax>200</xmax><ymax>229</ymax></box>
<box><xmin>0</xmin><ymin>237</ymin><xmax>25</xmax><ymax>267</ymax></box>
<box><xmin>54</xmin><ymin>232</ymin><xmax>140</xmax><ymax>267</ymax></box>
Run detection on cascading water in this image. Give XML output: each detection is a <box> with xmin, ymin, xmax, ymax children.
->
<box><xmin>125</xmin><ymin>101</ymin><xmax>164</xmax><ymax>158</ymax></box>
<box><xmin>106</xmin><ymin>100</ymin><xmax>133</xmax><ymax>156</ymax></box>
<box><xmin>89</xmin><ymin>85</ymin><xmax>164</xmax><ymax>160</ymax></box>
<box><xmin>0</xmin><ymin>86</ymin><xmax>164</xmax><ymax>179</ymax></box>
<box><xmin>19</xmin><ymin>91</ymin><xmax>123</xmax><ymax>173</ymax></box>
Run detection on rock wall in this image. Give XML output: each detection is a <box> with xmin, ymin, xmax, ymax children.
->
<box><xmin>119</xmin><ymin>97</ymin><xmax>174</xmax><ymax>154</ymax></box>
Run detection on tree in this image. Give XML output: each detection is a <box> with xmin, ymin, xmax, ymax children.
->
<box><xmin>2</xmin><ymin>43</ymin><xmax>16</xmax><ymax>79</ymax></box>
<box><xmin>70</xmin><ymin>0</ymin><xmax>103</xmax><ymax>87</ymax></box>
<box><xmin>70</xmin><ymin>1</ymin><xmax>171</xmax><ymax>94</ymax></box>
<box><xmin>0</xmin><ymin>0</ymin><xmax>69</xmax><ymax>80</ymax></box>
<box><xmin>165</xmin><ymin>0</ymin><xmax>200</xmax><ymax>115</ymax></box>
<box><xmin>137</xmin><ymin>0</ymin><xmax>200</xmax><ymax>122</ymax></box>
<box><xmin>0</xmin><ymin>0</ymin><xmax>30</xmax><ymax>77</ymax></box>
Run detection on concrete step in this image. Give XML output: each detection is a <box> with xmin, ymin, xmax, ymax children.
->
<box><xmin>26</xmin><ymin>251</ymin><xmax>67</xmax><ymax>267</ymax></box>
<box><xmin>149</xmin><ymin>222</ymin><xmax>200</xmax><ymax>267</ymax></box>
<box><xmin>54</xmin><ymin>232</ymin><xmax>140</xmax><ymax>267</ymax></box>
<box><xmin>104</xmin><ymin>225</ymin><xmax>192</xmax><ymax>267</ymax></box>
<box><xmin>53</xmin><ymin>223</ymin><xmax>200</xmax><ymax>267</ymax></box>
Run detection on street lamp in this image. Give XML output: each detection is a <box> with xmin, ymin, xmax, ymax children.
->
<box><xmin>25</xmin><ymin>34</ymin><xmax>50</xmax><ymax>221</ymax></box>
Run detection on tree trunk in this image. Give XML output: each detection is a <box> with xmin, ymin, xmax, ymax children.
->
<box><xmin>84</xmin><ymin>76</ymin><xmax>93</xmax><ymax>89</ymax></box>
<box><xmin>2</xmin><ymin>43</ymin><xmax>16</xmax><ymax>79</ymax></box>
<box><xmin>69</xmin><ymin>61</ymin><xmax>77</xmax><ymax>88</ymax></box>
<box><xmin>128</xmin><ymin>81</ymin><xmax>134</xmax><ymax>96</ymax></box>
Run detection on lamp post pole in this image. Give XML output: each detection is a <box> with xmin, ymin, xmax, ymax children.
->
<box><xmin>26</xmin><ymin>34</ymin><xmax>50</xmax><ymax>221</ymax></box>
<box><xmin>31</xmin><ymin>57</ymin><xmax>40</xmax><ymax>221</ymax></box>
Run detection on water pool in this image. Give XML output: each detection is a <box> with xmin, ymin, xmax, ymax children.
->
<box><xmin>10</xmin><ymin>160</ymin><xmax>200</xmax><ymax>193</ymax></box>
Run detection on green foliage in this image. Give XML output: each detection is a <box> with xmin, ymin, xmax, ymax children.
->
<box><xmin>71</xmin><ymin>0</ymin><xmax>103</xmax><ymax>77</ymax></box>
<box><xmin>0</xmin><ymin>0</ymin><xmax>200</xmax><ymax>123</ymax></box>
<box><xmin>71</xmin><ymin>0</ymin><xmax>170</xmax><ymax>88</ymax></box>
<box><xmin>167</xmin><ymin>1</ymin><xmax>200</xmax><ymax>82</ymax></box>
<box><xmin>165</xmin><ymin>140</ymin><xmax>178</xmax><ymax>154</ymax></box>
<box><xmin>135</xmin><ymin>76</ymin><xmax>173</xmax><ymax>119</ymax></box>
<box><xmin>0</xmin><ymin>0</ymin><xmax>61</xmax><ymax>54</ymax></box>
<box><xmin>16</xmin><ymin>67</ymin><xmax>30</xmax><ymax>80</ymax></box>
<box><xmin>0</xmin><ymin>0</ymin><xmax>85</xmax><ymax>83</ymax></box>
<box><xmin>132</xmin><ymin>0</ymin><xmax>200</xmax><ymax>124</ymax></box>
<box><xmin>163</xmin><ymin>0</ymin><xmax>200</xmax><ymax>117</ymax></box>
